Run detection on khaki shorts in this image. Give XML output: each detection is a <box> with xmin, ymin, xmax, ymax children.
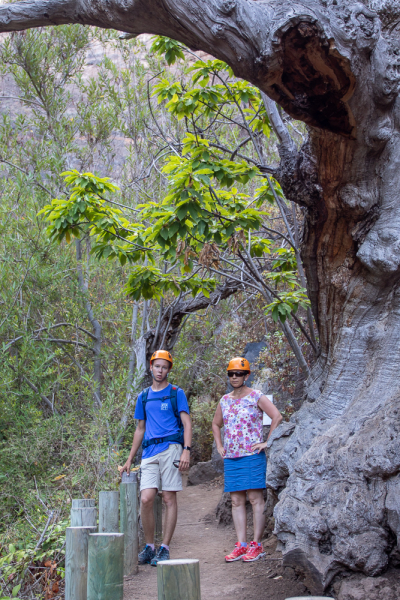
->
<box><xmin>140</xmin><ymin>444</ymin><xmax>183</xmax><ymax>492</ymax></box>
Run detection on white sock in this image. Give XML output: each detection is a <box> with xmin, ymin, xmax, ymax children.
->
<box><xmin>147</xmin><ymin>544</ymin><xmax>155</xmax><ymax>551</ymax></box>
<box><xmin>161</xmin><ymin>544</ymin><xmax>169</xmax><ymax>551</ymax></box>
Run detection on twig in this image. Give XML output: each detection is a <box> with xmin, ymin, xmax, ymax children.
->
<box><xmin>40</xmin><ymin>338</ymin><xmax>93</xmax><ymax>351</ymax></box>
<box><xmin>8</xmin><ymin>363</ymin><xmax>56</xmax><ymax>413</ymax></box>
<box><xmin>0</xmin><ymin>157</ymin><xmax>52</xmax><ymax>196</ymax></box>
<box><xmin>0</xmin><ymin>255</ymin><xmax>33</xmax><ymax>329</ymax></box>
<box><xmin>33</xmin><ymin>476</ymin><xmax>49</xmax><ymax>514</ymax></box>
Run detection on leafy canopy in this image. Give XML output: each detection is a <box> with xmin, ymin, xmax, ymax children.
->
<box><xmin>39</xmin><ymin>37</ymin><xmax>310</xmax><ymax>323</ymax></box>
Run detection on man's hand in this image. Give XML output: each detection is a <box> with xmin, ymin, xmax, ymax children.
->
<box><xmin>179</xmin><ymin>449</ymin><xmax>190</xmax><ymax>472</ymax></box>
<box><xmin>217</xmin><ymin>445</ymin><xmax>226</xmax><ymax>458</ymax></box>
<box><xmin>119</xmin><ymin>458</ymin><xmax>132</xmax><ymax>477</ymax></box>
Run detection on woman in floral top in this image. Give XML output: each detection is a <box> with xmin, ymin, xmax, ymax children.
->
<box><xmin>212</xmin><ymin>356</ymin><xmax>282</xmax><ymax>563</ymax></box>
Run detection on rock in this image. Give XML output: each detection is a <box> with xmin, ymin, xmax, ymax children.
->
<box><xmin>216</xmin><ymin>492</ymin><xmax>233</xmax><ymax>525</ymax></box>
<box><xmin>264</xmin><ymin>488</ymin><xmax>278</xmax><ymax>533</ymax></box>
<box><xmin>211</xmin><ymin>429</ymin><xmax>224</xmax><ymax>475</ymax></box>
<box><xmin>337</xmin><ymin>571</ymin><xmax>400</xmax><ymax>600</ymax></box>
<box><xmin>243</xmin><ymin>340</ymin><xmax>267</xmax><ymax>388</ymax></box>
<box><xmin>187</xmin><ymin>461</ymin><xmax>219</xmax><ymax>486</ymax></box>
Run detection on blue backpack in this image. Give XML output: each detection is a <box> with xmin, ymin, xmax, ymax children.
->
<box><xmin>141</xmin><ymin>385</ymin><xmax>184</xmax><ymax>449</ymax></box>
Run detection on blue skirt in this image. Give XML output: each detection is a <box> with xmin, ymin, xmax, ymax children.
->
<box><xmin>224</xmin><ymin>452</ymin><xmax>267</xmax><ymax>493</ymax></box>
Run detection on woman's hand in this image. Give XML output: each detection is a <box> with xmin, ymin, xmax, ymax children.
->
<box><xmin>251</xmin><ymin>441</ymin><xmax>268</xmax><ymax>454</ymax></box>
<box><xmin>217</xmin><ymin>445</ymin><xmax>226</xmax><ymax>458</ymax></box>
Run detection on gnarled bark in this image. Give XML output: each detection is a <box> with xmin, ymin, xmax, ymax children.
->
<box><xmin>3</xmin><ymin>0</ymin><xmax>400</xmax><ymax>591</ymax></box>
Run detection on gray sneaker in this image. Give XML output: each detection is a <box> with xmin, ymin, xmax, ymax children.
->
<box><xmin>138</xmin><ymin>544</ymin><xmax>156</xmax><ymax>564</ymax></box>
<box><xmin>150</xmin><ymin>545</ymin><xmax>170</xmax><ymax>566</ymax></box>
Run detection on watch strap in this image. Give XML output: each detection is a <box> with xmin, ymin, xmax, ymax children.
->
<box><xmin>183</xmin><ymin>446</ymin><xmax>191</xmax><ymax>451</ymax></box>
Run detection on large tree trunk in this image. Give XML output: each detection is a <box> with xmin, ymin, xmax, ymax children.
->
<box><xmin>2</xmin><ymin>0</ymin><xmax>400</xmax><ymax>592</ymax></box>
<box><xmin>268</xmin><ymin>126</ymin><xmax>400</xmax><ymax>592</ymax></box>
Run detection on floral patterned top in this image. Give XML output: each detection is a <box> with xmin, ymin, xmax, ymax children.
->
<box><xmin>220</xmin><ymin>389</ymin><xmax>264</xmax><ymax>458</ymax></box>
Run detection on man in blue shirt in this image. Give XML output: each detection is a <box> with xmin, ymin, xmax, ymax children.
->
<box><xmin>120</xmin><ymin>350</ymin><xmax>192</xmax><ymax>566</ymax></box>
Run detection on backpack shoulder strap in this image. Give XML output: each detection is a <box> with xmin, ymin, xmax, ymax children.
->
<box><xmin>141</xmin><ymin>387</ymin><xmax>151</xmax><ymax>421</ymax></box>
<box><xmin>169</xmin><ymin>385</ymin><xmax>182</xmax><ymax>426</ymax></box>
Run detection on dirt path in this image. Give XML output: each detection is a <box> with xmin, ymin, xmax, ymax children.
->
<box><xmin>123</xmin><ymin>478</ymin><xmax>310</xmax><ymax>600</ymax></box>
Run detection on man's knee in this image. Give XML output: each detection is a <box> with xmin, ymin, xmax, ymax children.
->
<box><xmin>162</xmin><ymin>491</ymin><xmax>177</xmax><ymax>508</ymax></box>
<box><xmin>141</xmin><ymin>489</ymin><xmax>157</xmax><ymax>508</ymax></box>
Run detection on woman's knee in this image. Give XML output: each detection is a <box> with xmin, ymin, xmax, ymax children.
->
<box><xmin>248</xmin><ymin>490</ymin><xmax>264</xmax><ymax>506</ymax></box>
<box><xmin>230</xmin><ymin>492</ymin><xmax>246</xmax><ymax>508</ymax></box>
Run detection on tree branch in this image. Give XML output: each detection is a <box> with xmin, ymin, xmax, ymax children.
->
<box><xmin>261</xmin><ymin>92</ymin><xmax>295</xmax><ymax>151</ymax></box>
<box><xmin>8</xmin><ymin>363</ymin><xmax>57</xmax><ymax>413</ymax></box>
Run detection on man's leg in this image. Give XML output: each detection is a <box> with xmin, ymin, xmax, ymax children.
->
<box><xmin>150</xmin><ymin>445</ymin><xmax>183</xmax><ymax>565</ymax></box>
<box><xmin>161</xmin><ymin>490</ymin><xmax>178</xmax><ymax>546</ymax></box>
<box><xmin>230</xmin><ymin>491</ymin><xmax>247</xmax><ymax>542</ymax></box>
<box><xmin>140</xmin><ymin>488</ymin><xmax>158</xmax><ymax>544</ymax></box>
<box><xmin>247</xmin><ymin>489</ymin><xmax>265</xmax><ymax>542</ymax></box>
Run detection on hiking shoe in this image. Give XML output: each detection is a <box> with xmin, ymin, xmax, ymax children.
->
<box><xmin>150</xmin><ymin>545</ymin><xmax>170</xmax><ymax>566</ymax></box>
<box><xmin>138</xmin><ymin>544</ymin><xmax>156</xmax><ymax>565</ymax></box>
<box><xmin>225</xmin><ymin>542</ymin><xmax>248</xmax><ymax>562</ymax></box>
<box><xmin>242</xmin><ymin>541</ymin><xmax>266</xmax><ymax>562</ymax></box>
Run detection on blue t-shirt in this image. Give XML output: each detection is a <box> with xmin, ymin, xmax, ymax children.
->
<box><xmin>134</xmin><ymin>384</ymin><xmax>189</xmax><ymax>459</ymax></box>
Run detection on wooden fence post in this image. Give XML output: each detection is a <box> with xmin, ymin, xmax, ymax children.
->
<box><xmin>87</xmin><ymin>533</ymin><xmax>124</xmax><ymax>600</ymax></box>
<box><xmin>120</xmin><ymin>471</ymin><xmax>139</xmax><ymax>576</ymax></box>
<box><xmin>71</xmin><ymin>499</ymin><xmax>97</xmax><ymax>527</ymax></box>
<box><xmin>157</xmin><ymin>559</ymin><xmax>201</xmax><ymax>600</ymax></box>
<box><xmin>65</xmin><ymin>526</ymin><xmax>97</xmax><ymax>600</ymax></box>
<box><xmin>99</xmin><ymin>491</ymin><xmax>119</xmax><ymax>533</ymax></box>
<box><xmin>72</xmin><ymin>499</ymin><xmax>95</xmax><ymax>508</ymax></box>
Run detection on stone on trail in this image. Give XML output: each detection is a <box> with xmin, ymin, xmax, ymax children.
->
<box><xmin>187</xmin><ymin>460</ymin><xmax>220</xmax><ymax>486</ymax></box>
<box><xmin>336</xmin><ymin>572</ymin><xmax>400</xmax><ymax>600</ymax></box>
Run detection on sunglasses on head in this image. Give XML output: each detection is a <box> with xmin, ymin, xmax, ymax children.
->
<box><xmin>227</xmin><ymin>371</ymin><xmax>247</xmax><ymax>378</ymax></box>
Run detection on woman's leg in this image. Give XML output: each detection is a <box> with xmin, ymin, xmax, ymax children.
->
<box><xmin>247</xmin><ymin>489</ymin><xmax>265</xmax><ymax>543</ymax></box>
<box><xmin>230</xmin><ymin>491</ymin><xmax>247</xmax><ymax>542</ymax></box>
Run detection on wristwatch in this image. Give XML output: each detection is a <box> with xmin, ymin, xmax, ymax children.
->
<box><xmin>183</xmin><ymin>446</ymin><xmax>191</xmax><ymax>451</ymax></box>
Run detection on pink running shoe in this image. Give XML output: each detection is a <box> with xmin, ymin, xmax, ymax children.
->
<box><xmin>225</xmin><ymin>542</ymin><xmax>248</xmax><ymax>562</ymax></box>
<box><xmin>242</xmin><ymin>541</ymin><xmax>266</xmax><ymax>562</ymax></box>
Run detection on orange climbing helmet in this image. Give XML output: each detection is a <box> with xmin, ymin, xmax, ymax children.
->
<box><xmin>150</xmin><ymin>349</ymin><xmax>173</xmax><ymax>368</ymax></box>
<box><xmin>227</xmin><ymin>357</ymin><xmax>251</xmax><ymax>373</ymax></box>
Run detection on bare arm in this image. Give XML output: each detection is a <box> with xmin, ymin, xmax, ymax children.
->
<box><xmin>212</xmin><ymin>402</ymin><xmax>225</xmax><ymax>458</ymax></box>
<box><xmin>251</xmin><ymin>395</ymin><xmax>283</xmax><ymax>453</ymax></box>
<box><xmin>120</xmin><ymin>419</ymin><xmax>145</xmax><ymax>475</ymax></box>
<box><xmin>179</xmin><ymin>411</ymin><xmax>192</xmax><ymax>472</ymax></box>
